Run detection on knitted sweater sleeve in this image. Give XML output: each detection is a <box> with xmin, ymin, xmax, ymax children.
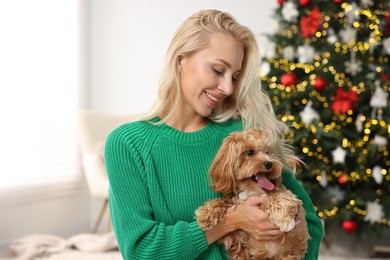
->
<box><xmin>104</xmin><ymin>127</ymin><xmax>209</xmax><ymax>260</ymax></box>
<box><xmin>282</xmin><ymin>172</ymin><xmax>324</xmax><ymax>260</ymax></box>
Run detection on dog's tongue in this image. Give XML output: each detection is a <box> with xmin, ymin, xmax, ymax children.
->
<box><xmin>256</xmin><ymin>173</ymin><xmax>274</xmax><ymax>191</ymax></box>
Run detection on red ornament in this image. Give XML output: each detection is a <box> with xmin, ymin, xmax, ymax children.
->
<box><xmin>333</xmin><ymin>0</ymin><xmax>343</xmax><ymax>4</ymax></box>
<box><xmin>312</xmin><ymin>77</ymin><xmax>327</xmax><ymax>91</ymax></box>
<box><xmin>281</xmin><ymin>72</ymin><xmax>298</xmax><ymax>86</ymax></box>
<box><xmin>380</xmin><ymin>74</ymin><xmax>390</xmax><ymax>81</ymax></box>
<box><xmin>331</xmin><ymin>88</ymin><xmax>359</xmax><ymax>114</ymax></box>
<box><xmin>384</xmin><ymin>13</ymin><xmax>390</xmax><ymax>35</ymax></box>
<box><xmin>338</xmin><ymin>175</ymin><xmax>348</xmax><ymax>185</ymax></box>
<box><xmin>300</xmin><ymin>6</ymin><xmax>322</xmax><ymax>38</ymax></box>
<box><xmin>385</xmin><ymin>23</ymin><xmax>390</xmax><ymax>36</ymax></box>
<box><xmin>342</xmin><ymin>220</ymin><xmax>357</xmax><ymax>233</ymax></box>
<box><xmin>277</xmin><ymin>0</ymin><xmax>285</xmax><ymax>6</ymax></box>
<box><xmin>299</xmin><ymin>0</ymin><xmax>311</xmax><ymax>6</ymax></box>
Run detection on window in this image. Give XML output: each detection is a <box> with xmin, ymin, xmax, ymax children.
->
<box><xmin>0</xmin><ymin>0</ymin><xmax>81</xmax><ymax>202</ymax></box>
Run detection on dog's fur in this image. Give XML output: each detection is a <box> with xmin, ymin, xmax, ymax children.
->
<box><xmin>195</xmin><ymin>128</ymin><xmax>309</xmax><ymax>260</ymax></box>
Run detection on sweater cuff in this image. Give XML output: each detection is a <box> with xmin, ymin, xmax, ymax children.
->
<box><xmin>188</xmin><ymin>221</ymin><xmax>209</xmax><ymax>255</ymax></box>
<box><xmin>305</xmin><ymin>218</ymin><xmax>324</xmax><ymax>259</ymax></box>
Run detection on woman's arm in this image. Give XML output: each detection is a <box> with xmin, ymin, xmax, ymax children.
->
<box><xmin>105</xmin><ymin>128</ymin><xmax>208</xmax><ymax>259</ymax></box>
<box><xmin>282</xmin><ymin>172</ymin><xmax>324</xmax><ymax>260</ymax></box>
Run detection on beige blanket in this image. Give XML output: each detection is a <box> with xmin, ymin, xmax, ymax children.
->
<box><xmin>0</xmin><ymin>232</ymin><xmax>118</xmax><ymax>260</ymax></box>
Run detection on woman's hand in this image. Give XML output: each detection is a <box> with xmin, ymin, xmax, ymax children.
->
<box><xmin>228</xmin><ymin>196</ymin><xmax>284</xmax><ymax>241</ymax></box>
<box><xmin>204</xmin><ymin>196</ymin><xmax>284</xmax><ymax>245</ymax></box>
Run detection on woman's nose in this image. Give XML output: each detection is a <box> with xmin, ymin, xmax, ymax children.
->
<box><xmin>218</xmin><ymin>78</ymin><xmax>234</xmax><ymax>96</ymax></box>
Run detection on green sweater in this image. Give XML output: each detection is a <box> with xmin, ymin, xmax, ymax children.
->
<box><xmin>105</xmin><ymin>118</ymin><xmax>323</xmax><ymax>260</ymax></box>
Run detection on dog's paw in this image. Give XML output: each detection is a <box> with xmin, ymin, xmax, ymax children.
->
<box><xmin>195</xmin><ymin>198</ymin><xmax>229</xmax><ymax>231</ymax></box>
<box><xmin>277</xmin><ymin>218</ymin><xmax>296</xmax><ymax>232</ymax></box>
<box><xmin>195</xmin><ymin>207</ymin><xmax>218</xmax><ymax>230</ymax></box>
<box><xmin>264</xmin><ymin>191</ymin><xmax>301</xmax><ymax>232</ymax></box>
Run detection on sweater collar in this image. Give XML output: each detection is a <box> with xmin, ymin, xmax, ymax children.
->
<box><xmin>150</xmin><ymin>117</ymin><xmax>223</xmax><ymax>143</ymax></box>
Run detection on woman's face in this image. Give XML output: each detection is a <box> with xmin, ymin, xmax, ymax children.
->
<box><xmin>178</xmin><ymin>33</ymin><xmax>244</xmax><ymax>119</ymax></box>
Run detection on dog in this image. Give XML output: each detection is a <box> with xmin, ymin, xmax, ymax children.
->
<box><xmin>195</xmin><ymin>128</ymin><xmax>309</xmax><ymax>260</ymax></box>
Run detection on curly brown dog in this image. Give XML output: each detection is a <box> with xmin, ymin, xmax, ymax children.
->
<box><xmin>195</xmin><ymin>128</ymin><xmax>309</xmax><ymax>260</ymax></box>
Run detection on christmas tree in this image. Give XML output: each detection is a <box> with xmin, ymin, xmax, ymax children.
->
<box><xmin>260</xmin><ymin>0</ymin><xmax>390</xmax><ymax>236</ymax></box>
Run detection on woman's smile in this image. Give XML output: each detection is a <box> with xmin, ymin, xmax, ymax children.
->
<box><xmin>205</xmin><ymin>91</ymin><xmax>222</xmax><ymax>104</ymax></box>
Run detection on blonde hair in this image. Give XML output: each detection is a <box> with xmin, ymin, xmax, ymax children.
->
<box><xmin>141</xmin><ymin>9</ymin><xmax>300</xmax><ymax>172</ymax></box>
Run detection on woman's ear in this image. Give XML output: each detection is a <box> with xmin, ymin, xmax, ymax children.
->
<box><xmin>178</xmin><ymin>55</ymin><xmax>184</xmax><ymax>71</ymax></box>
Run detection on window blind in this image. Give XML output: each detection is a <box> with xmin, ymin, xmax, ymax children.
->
<box><xmin>0</xmin><ymin>0</ymin><xmax>81</xmax><ymax>202</ymax></box>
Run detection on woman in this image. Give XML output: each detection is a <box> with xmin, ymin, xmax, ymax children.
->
<box><xmin>105</xmin><ymin>9</ymin><xmax>323</xmax><ymax>259</ymax></box>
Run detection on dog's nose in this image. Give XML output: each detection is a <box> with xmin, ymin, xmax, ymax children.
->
<box><xmin>264</xmin><ymin>161</ymin><xmax>273</xmax><ymax>170</ymax></box>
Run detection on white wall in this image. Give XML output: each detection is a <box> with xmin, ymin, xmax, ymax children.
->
<box><xmin>89</xmin><ymin>0</ymin><xmax>278</xmax><ymax>114</ymax></box>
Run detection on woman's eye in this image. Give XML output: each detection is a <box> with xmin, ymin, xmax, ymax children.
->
<box><xmin>212</xmin><ymin>68</ymin><xmax>224</xmax><ymax>76</ymax></box>
<box><xmin>232</xmin><ymin>73</ymin><xmax>240</xmax><ymax>82</ymax></box>
<box><xmin>247</xmin><ymin>149</ymin><xmax>255</xmax><ymax>156</ymax></box>
<box><xmin>213</xmin><ymin>67</ymin><xmax>238</xmax><ymax>82</ymax></box>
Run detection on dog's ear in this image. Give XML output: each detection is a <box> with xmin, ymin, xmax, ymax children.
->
<box><xmin>209</xmin><ymin>133</ymin><xmax>242</xmax><ymax>194</ymax></box>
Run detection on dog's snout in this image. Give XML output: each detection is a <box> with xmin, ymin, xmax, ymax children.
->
<box><xmin>264</xmin><ymin>161</ymin><xmax>273</xmax><ymax>170</ymax></box>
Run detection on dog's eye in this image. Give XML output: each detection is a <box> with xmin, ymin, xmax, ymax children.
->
<box><xmin>247</xmin><ymin>149</ymin><xmax>255</xmax><ymax>156</ymax></box>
